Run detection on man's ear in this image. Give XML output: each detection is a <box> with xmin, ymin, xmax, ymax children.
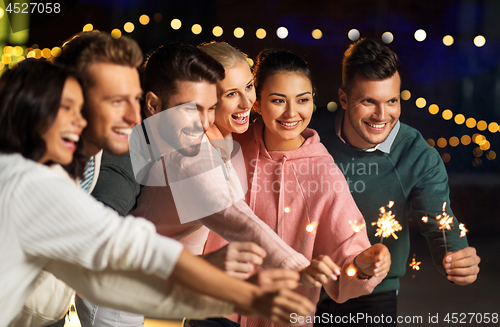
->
<box><xmin>253</xmin><ymin>100</ymin><xmax>261</xmax><ymax>114</ymax></box>
<box><xmin>145</xmin><ymin>92</ymin><xmax>162</xmax><ymax>117</ymax></box>
<box><xmin>339</xmin><ymin>88</ymin><xmax>348</xmax><ymax>110</ymax></box>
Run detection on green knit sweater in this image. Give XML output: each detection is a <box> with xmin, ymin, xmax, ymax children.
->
<box><xmin>327</xmin><ymin>118</ymin><xmax>468</xmax><ymax>294</ymax></box>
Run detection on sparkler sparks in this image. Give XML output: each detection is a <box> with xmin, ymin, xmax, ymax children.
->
<box><xmin>305</xmin><ymin>221</ymin><xmax>318</xmax><ymax>233</ymax></box>
<box><xmin>459</xmin><ymin>223</ymin><xmax>468</xmax><ymax>237</ymax></box>
<box><xmin>346</xmin><ymin>267</ymin><xmax>357</xmax><ymax>277</ymax></box>
<box><xmin>349</xmin><ymin>220</ymin><xmax>366</xmax><ymax>234</ymax></box>
<box><xmin>409</xmin><ymin>255</ymin><xmax>421</xmax><ymax>271</ymax></box>
<box><xmin>372</xmin><ymin>201</ymin><xmax>402</xmax><ymax>243</ymax></box>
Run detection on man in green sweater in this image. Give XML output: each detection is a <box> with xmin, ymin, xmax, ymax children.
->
<box><xmin>315</xmin><ymin>38</ymin><xmax>480</xmax><ymax>326</ymax></box>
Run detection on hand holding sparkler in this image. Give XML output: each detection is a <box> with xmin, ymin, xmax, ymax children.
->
<box><xmin>299</xmin><ymin>255</ymin><xmax>341</xmax><ymax>287</ymax></box>
<box><xmin>353</xmin><ymin>243</ymin><xmax>391</xmax><ymax>279</ymax></box>
<box><xmin>443</xmin><ymin>247</ymin><xmax>481</xmax><ymax>285</ymax></box>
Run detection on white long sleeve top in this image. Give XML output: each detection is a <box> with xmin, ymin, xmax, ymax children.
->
<box><xmin>0</xmin><ymin>153</ymin><xmax>184</xmax><ymax>326</ymax></box>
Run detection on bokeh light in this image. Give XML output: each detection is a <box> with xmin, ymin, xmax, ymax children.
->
<box><xmin>51</xmin><ymin>47</ymin><xmax>62</xmax><ymax>57</ymax></box>
<box><xmin>480</xmin><ymin>141</ymin><xmax>490</xmax><ymax>151</ymax></box>
<box><xmin>443</xmin><ymin>35</ymin><xmax>454</xmax><ymax>46</ymax></box>
<box><xmin>466</xmin><ymin>118</ymin><xmax>476</xmax><ymax>128</ymax></box>
<box><xmin>415</xmin><ymin>97</ymin><xmax>426</xmax><ymax>108</ymax></box>
<box><xmin>139</xmin><ymin>15</ymin><xmax>150</xmax><ymax>25</ymax></box>
<box><xmin>428</xmin><ymin>104</ymin><xmax>439</xmax><ymax>115</ymax></box>
<box><xmin>441</xmin><ymin>153</ymin><xmax>451</xmax><ymax>163</ymax></box>
<box><xmin>327</xmin><ymin>101</ymin><xmax>338</xmax><ymax>112</ymax></box>
<box><xmin>277</xmin><ymin>27</ymin><xmax>288</xmax><ymax>39</ymax></box>
<box><xmin>256</xmin><ymin>28</ymin><xmax>266</xmax><ymax>39</ymax></box>
<box><xmin>414</xmin><ymin>29</ymin><xmax>426</xmax><ymax>41</ymax></box>
<box><xmin>234</xmin><ymin>27</ymin><xmax>245</xmax><ymax>38</ymax></box>
<box><xmin>191</xmin><ymin>24</ymin><xmax>202</xmax><ymax>35</ymax></box>
<box><xmin>442</xmin><ymin>109</ymin><xmax>453</xmax><ymax>120</ymax></box>
<box><xmin>14</xmin><ymin>46</ymin><xmax>23</xmax><ymax>56</ymax></box>
<box><xmin>472</xmin><ymin>158</ymin><xmax>482</xmax><ymax>167</ymax></box>
<box><xmin>427</xmin><ymin>139</ymin><xmax>435</xmax><ymax>147</ymax></box>
<box><xmin>154</xmin><ymin>13</ymin><xmax>162</xmax><ymax>22</ymax></box>
<box><xmin>488</xmin><ymin>122</ymin><xmax>499</xmax><ymax>133</ymax></box>
<box><xmin>171</xmin><ymin>19</ymin><xmax>182</xmax><ymax>30</ymax></box>
<box><xmin>83</xmin><ymin>23</ymin><xmax>93</xmax><ymax>32</ymax></box>
<box><xmin>486</xmin><ymin>151</ymin><xmax>496</xmax><ymax>160</ymax></box>
<box><xmin>401</xmin><ymin>90</ymin><xmax>411</xmax><ymax>101</ymax></box>
<box><xmin>473</xmin><ymin>147</ymin><xmax>483</xmax><ymax>157</ymax></box>
<box><xmin>382</xmin><ymin>32</ymin><xmax>394</xmax><ymax>44</ymax></box>
<box><xmin>449</xmin><ymin>137</ymin><xmax>459</xmax><ymax>147</ymax></box>
<box><xmin>477</xmin><ymin>120</ymin><xmax>487</xmax><ymax>131</ymax></box>
<box><xmin>124</xmin><ymin>22</ymin><xmax>134</xmax><ymax>33</ymax></box>
<box><xmin>41</xmin><ymin>48</ymin><xmax>51</xmax><ymax>59</ymax></box>
<box><xmin>212</xmin><ymin>26</ymin><xmax>223</xmax><ymax>37</ymax></box>
<box><xmin>474</xmin><ymin>35</ymin><xmax>486</xmax><ymax>47</ymax></box>
<box><xmin>454</xmin><ymin>114</ymin><xmax>465</xmax><ymax>125</ymax></box>
<box><xmin>312</xmin><ymin>29</ymin><xmax>323</xmax><ymax>40</ymax></box>
<box><xmin>437</xmin><ymin>138</ymin><xmax>447</xmax><ymax>148</ymax></box>
<box><xmin>348</xmin><ymin>29</ymin><xmax>360</xmax><ymax>41</ymax></box>
<box><xmin>461</xmin><ymin>135</ymin><xmax>471</xmax><ymax>145</ymax></box>
<box><xmin>111</xmin><ymin>29</ymin><xmax>122</xmax><ymax>39</ymax></box>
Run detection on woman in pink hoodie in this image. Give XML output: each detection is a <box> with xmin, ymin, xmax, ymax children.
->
<box><xmin>204</xmin><ymin>49</ymin><xmax>391</xmax><ymax>327</ymax></box>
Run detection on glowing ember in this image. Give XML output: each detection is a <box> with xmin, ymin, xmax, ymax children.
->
<box><xmin>409</xmin><ymin>256</ymin><xmax>421</xmax><ymax>271</ymax></box>
<box><xmin>459</xmin><ymin>223</ymin><xmax>468</xmax><ymax>237</ymax></box>
<box><xmin>347</xmin><ymin>267</ymin><xmax>357</xmax><ymax>277</ymax></box>
<box><xmin>388</xmin><ymin>201</ymin><xmax>394</xmax><ymax>208</ymax></box>
<box><xmin>421</xmin><ymin>216</ymin><xmax>428</xmax><ymax>223</ymax></box>
<box><xmin>372</xmin><ymin>201</ymin><xmax>402</xmax><ymax>242</ymax></box>
<box><xmin>284</xmin><ymin>206</ymin><xmax>290</xmax><ymax>213</ymax></box>
<box><xmin>349</xmin><ymin>220</ymin><xmax>366</xmax><ymax>233</ymax></box>
<box><xmin>305</xmin><ymin>221</ymin><xmax>318</xmax><ymax>233</ymax></box>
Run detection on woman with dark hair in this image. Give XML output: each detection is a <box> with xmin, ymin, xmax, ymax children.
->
<box><xmin>204</xmin><ymin>50</ymin><xmax>392</xmax><ymax>327</ymax></box>
<box><xmin>0</xmin><ymin>59</ymin><xmax>315</xmax><ymax>327</ymax></box>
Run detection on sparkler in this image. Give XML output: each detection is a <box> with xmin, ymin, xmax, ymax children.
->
<box><xmin>344</xmin><ymin>219</ymin><xmax>366</xmax><ymax>250</ymax></box>
<box><xmin>459</xmin><ymin>223</ymin><xmax>468</xmax><ymax>238</ymax></box>
<box><xmin>421</xmin><ymin>202</ymin><xmax>456</xmax><ymax>254</ymax></box>
<box><xmin>305</xmin><ymin>221</ymin><xmax>318</xmax><ymax>233</ymax></box>
<box><xmin>409</xmin><ymin>255</ymin><xmax>421</xmax><ymax>271</ymax></box>
<box><xmin>372</xmin><ymin>201</ymin><xmax>402</xmax><ymax>243</ymax></box>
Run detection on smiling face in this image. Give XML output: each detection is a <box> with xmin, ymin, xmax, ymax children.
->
<box><xmin>255</xmin><ymin>72</ymin><xmax>314</xmax><ymax>151</ymax></box>
<box><xmin>339</xmin><ymin>72</ymin><xmax>401</xmax><ymax>149</ymax></box>
<box><xmin>40</xmin><ymin>77</ymin><xmax>87</xmax><ymax>164</ymax></box>
<box><xmin>215</xmin><ymin>61</ymin><xmax>256</xmax><ymax>137</ymax></box>
<box><xmin>82</xmin><ymin>62</ymin><xmax>142</xmax><ymax>157</ymax></box>
<box><xmin>149</xmin><ymin>80</ymin><xmax>217</xmax><ymax>157</ymax></box>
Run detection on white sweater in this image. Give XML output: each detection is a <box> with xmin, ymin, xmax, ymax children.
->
<box><xmin>0</xmin><ymin>153</ymin><xmax>184</xmax><ymax>326</ymax></box>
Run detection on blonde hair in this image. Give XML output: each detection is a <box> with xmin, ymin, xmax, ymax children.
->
<box><xmin>199</xmin><ymin>41</ymin><xmax>249</xmax><ymax>70</ymax></box>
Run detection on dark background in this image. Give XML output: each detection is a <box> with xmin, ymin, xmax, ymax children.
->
<box><xmin>2</xmin><ymin>0</ymin><xmax>499</xmax><ymax>324</ymax></box>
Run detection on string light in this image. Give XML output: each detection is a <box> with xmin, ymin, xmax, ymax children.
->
<box><xmin>171</xmin><ymin>19</ymin><xmax>182</xmax><ymax>30</ymax></box>
<box><xmin>381</xmin><ymin>32</ymin><xmax>394</xmax><ymax>44</ymax></box>
<box><xmin>414</xmin><ymin>29</ymin><xmax>426</xmax><ymax>42</ymax></box>
<box><xmin>348</xmin><ymin>29</ymin><xmax>360</xmax><ymax>41</ymax></box>
<box><xmin>139</xmin><ymin>15</ymin><xmax>150</xmax><ymax>25</ymax></box>
<box><xmin>212</xmin><ymin>26</ymin><xmax>223</xmax><ymax>37</ymax></box>
<box><xmin>277</xmin><ymin>27</ymin><xmax>288</xmax><ymax>39</ymax></box>
<box><xmin>255</xmin><ymin>28</ymin><xmax>266</xmax><ymax>39</ymax></box>
<box><xmin>312</xmin><ymin>29</ymin><xmax>323</xmax><ymax>39</ymax></box>
<box><xmin>443</xmin><ymin>35</ymin><xmax>454</xmax><ymax>46</ymax></box>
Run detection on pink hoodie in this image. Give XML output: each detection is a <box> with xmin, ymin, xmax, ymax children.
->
<box><xmin>204</xmin><ymin>119</ymin><xmax>383</xmax><ymax>327</ymax></box>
